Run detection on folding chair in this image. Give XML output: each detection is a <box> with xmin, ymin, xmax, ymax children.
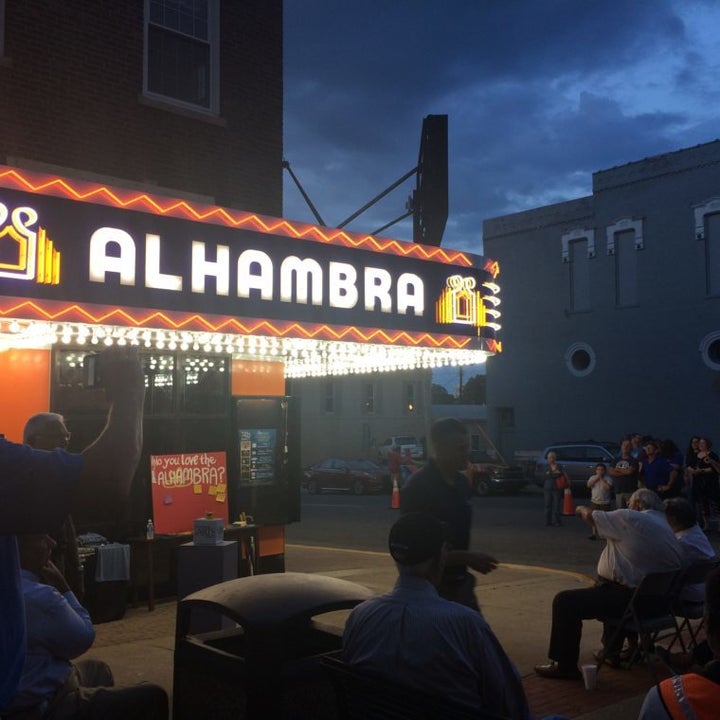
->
<box><xmin>669</xmin><ymin>558</ymin><xmax>720</xmax><ymax>652</ymax></box>
<box><xmin>595</xmin><ymin>568</ymin><xmax>683</xmax><ymax>681</ymax></box>
<box><xmin>321</xmin><ymin>654</ymin><xmax>510</xmax><ymax>720</ymax></box>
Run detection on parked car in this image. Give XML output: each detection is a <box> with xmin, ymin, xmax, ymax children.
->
<box><xmin>376</xmin><ymin>435</ymin><xmax>424</xmax><ymax>462</ymax></box>
<box><xmin>534</xmin><ymin>441</ymin><xmax>621</xmax><ymax>496</ymax></box>
<box><xmin>465</xmin><ymin>450</ymin><xmax>528</xmax><ymax>495</ymax></box>
<box><xmin>303</xmin><ymin>458</ymin><xmax>389</xmax><ymax>495</ymax></box>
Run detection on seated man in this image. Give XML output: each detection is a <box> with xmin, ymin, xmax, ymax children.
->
<box><xmin>638</xmin><ymin>565</ymin><xmax>720</xmax><ymax>719</ymax></box>
<box><xmin>1</xmin><ymin>533</ymin><xmax>168</xmax><ymax>720</ymax></box>
<box><xmin>343</xmin><ymin>512</ymin><xmax>532</xmax><ymax>719</ymax></box>
<box><xmin>534</xmin><ymin>489</ymin><xmax>684</xmax><ymax>680</ymax></box>
<box><xmin>665</xmin><ymin>497</ymin><xmax>718</xmax><ymax>603</ymax></box>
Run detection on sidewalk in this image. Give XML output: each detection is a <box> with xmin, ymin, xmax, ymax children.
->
<box><xmin>82</xmin><ymin>543</ymin><xmax>662</xmax><ymax>719</ymax></box>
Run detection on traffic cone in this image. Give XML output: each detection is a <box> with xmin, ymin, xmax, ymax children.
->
<box><xmin>391</xmin><ymin>478</ymin><xmax>401</xmax><ymax>509</ymax></box>
<box><xmin>562</xmin><ymin>487</ymin><xmax>575</xmax><ymax>516</ymax></box>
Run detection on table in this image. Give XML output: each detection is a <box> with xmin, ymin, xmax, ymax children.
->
<box><xmin>129</xmin><ymin>524</ymin><xmax>259</xmax><ymax>611</ymax></box>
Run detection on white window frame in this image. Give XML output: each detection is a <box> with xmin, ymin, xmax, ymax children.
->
<box><xmin>694</xmin><ymin>199</ymin><xmax>720</xmax><ymax>297</ymax></box>
<box><xmin>143</xmin><ymin>0</ymin><xmax>220</xmax><ymax>115</ymax></box>
<box><xmin>569</xmin><ymin>238</ymin><xmax>591</xmax><ymax>312</ymax></box>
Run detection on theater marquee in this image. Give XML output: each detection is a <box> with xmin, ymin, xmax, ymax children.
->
<box><xmin>0</xmin><ymin>165</ymin><xmax>502</xmax><ymax>376</ymax></box>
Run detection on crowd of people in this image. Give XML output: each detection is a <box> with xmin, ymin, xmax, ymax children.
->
<box><xmin>543</xmin><ymin>432</ymin><xmax>720</xmax><ymax>531</ymax></box>
<box><xmin>4</xmin><ymin>369</ymin><xmax>719</xmax><ymax>720</ymax></box>
<box><xmin>346</xmin><ymin>420</ymin><xmax>720</xmax><ymax>718</ymax></box>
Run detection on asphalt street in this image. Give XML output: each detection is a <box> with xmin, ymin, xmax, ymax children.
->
<box><xmin>286</xmin><ymin>485</ymin><xmax>720</xmax><ymax>576</ymax></box>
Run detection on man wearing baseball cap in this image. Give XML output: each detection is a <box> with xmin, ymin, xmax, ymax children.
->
<box><xmin>343</xmin><ymin>513</ymin><xmax>532</xmax><ymax>719</ymax></box>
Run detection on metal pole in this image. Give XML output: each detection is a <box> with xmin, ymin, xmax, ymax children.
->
<box><xmin>371</xmin><ymin>210</ymin><xmax>413</xmax><ymax>237</ymax></box>
<box><xmin>282</xmin><ymin>160</ymin><xmax>326</xmax><ymax>226</ymax></box>
<box><xmin>337</xmin><ymin>166</ymin><xmax>417</xmax><ymax>229</ymax></box>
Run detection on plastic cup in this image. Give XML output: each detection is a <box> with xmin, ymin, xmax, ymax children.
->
<box><xmin>581</xmin><ymin>663</ymin><xmax>598</xmax><ymax>690</ymax></box>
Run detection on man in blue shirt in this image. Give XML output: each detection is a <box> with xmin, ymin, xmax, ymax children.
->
<box><xmin>640</xmin><ymin>439</ymin><xmax>671</xmax><ymax>494</ymax></box>
<box><xmin>0</xmin><ymin>348</ymin><xmax>145</xmax><ymax>707</ymax></box>
<box><xmin>3</xmin><ymin>533</ymin><xmax>167</xmax><ymax>719</ymax></box>
<box><xmin>343</xmin><ymin>512</ymin><xmax>532</xmax><ymax>719</ymax></box>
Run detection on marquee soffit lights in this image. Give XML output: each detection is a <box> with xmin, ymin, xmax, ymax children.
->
<box><xmin>0</xmin><ymin>319</ymin><xmax>489</xmax><ymax>378</ymax></box>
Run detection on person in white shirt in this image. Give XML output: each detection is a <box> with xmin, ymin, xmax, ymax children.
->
<box><xmin>535</xmin><ymin>489</ymin><xmax>683</xmax><ymax>680</ymax></box>
<box><xmin>587</xmin><ymin>463</ymin><xmax>613</xmax><ymax>539</ymax></box>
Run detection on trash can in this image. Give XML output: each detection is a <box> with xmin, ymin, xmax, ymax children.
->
<box><xmin>172</xmin><ymin>572</ymin><xmax>372</xmax><ymax>720</ymax></box>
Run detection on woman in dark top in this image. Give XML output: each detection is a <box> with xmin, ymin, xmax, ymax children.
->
<box><xmin>543</xmin><ymin>451</ymin><xmax>565</xmax><ymax>527</ymax></box>
<box><xmin>659</xmin><ymin>438</ymin><xmax>684</xmax><ymax>499</ymax></box>
<box><xmin>687</xmin><ymin>436</ymin><xmax>720</xmax><ymax>531</ymax></box>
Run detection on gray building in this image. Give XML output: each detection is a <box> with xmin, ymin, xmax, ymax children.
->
<box><xmin>290</xmin><ymin>371</ymin><xmax>432</xmax><ymax>466</ymax></box>
<box><xmin>483</xmin><ymin>140</ymin><xmax>720</xmax><ymax>459</ymax></box>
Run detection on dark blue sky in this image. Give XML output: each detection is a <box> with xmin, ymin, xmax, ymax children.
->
<box><xmin>283</xmin><ymin>0</ymin><xmax>719</xmax><ymax>256</ymax></box>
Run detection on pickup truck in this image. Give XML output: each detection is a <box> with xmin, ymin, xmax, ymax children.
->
<box><xmin>465</xmin><ymin>450</ymin><xmax>528</xmax><ymax>496</ymax></box>
<box><xmin>376</xmin><ymin>435</ymin><xmax>424</xmax><ymax>462</ymax></box>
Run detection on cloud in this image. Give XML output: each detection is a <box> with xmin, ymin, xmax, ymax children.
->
<box><xmin>283</xmin><ymin>1</ymin><xmax>718</xmax><ymax>253</ymax></box>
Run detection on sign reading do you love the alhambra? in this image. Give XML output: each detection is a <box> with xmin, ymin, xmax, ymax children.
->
<box><xmin>0</xmin><ymin>175</ymin><xmax>501</xmax><ymax>346</ymax></box>
<box><xmin>150</xmin><ymin>451</ymin><xmax>229</xmax><ymax>535</ymax></box>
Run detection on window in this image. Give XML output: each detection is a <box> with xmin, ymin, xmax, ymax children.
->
<box><xmin>144</xmin><ymin>0</ymin><xmax>219</xmax><ymax>113</ymax></box>
<box><xmin>699</xmin><ymin>331</ymin><xmax>720</xmax><ymax>371</ymax></box>
<box><xmin>607</xmin><ymin>218</ymin><xmax>643</xmax><ymax>306</ymax></box>
<box><xmin>615</xmin><ymin>229</ymin><xmax>638</xmax><ymax>306</ymax></box>
<box><xmin>179</xmin><ymin>354</ymin><xmax>227</xmax><ymax>414</ymax></box>
<box><xmin>569</xmin><ymin>239</ymin><xmax>590</xmax><ymax>312</ymax></box>
<box><xmin>564</xmin><ymin>342</ymin><xmax>596</xmax><ymax>377</ymax></box>
<box><xmin>144</xmin><ymin>353</ymin><xmax>176</xmax><ymax>415</ymax></box>
<box><xmin>54</xmin><ymin>348</ymin><xmax>110</xmax><ymax>415</ymax></box>
<box><xmin>705</xmin><ymin>213</ymin><xmax>720</xmax><ymax>296</ymax></box>
<box><xmin>363</xmin><ymin>383</ymin><xmax>375</xmax><ymax>413</ymax></box>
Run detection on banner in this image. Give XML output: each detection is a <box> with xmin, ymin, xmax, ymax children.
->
<box><xmin>150</xmin><ymin>451</ymin><xmax>228</xmax><ymax>534</ymax></box>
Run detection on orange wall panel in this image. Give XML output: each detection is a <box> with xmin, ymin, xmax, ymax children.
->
<box><xmin>0</xmin><ymin>349</ymin><xmax>51</xmax><ymax>441</ymax></box>
<box><xmin>258</xmin><ymin>524</ymin><xmax>285</xmax><ymax>557</ymax></box>
<box><xmin>231</xmin><ymin>359</ymin><xmax>285</xmax><ymax>396</ymax></box>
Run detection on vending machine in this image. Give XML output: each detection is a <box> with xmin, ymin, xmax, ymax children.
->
<box><xmin>232</xmin><ymin>396</ymin><xmax>301</xmax><ymax>526</ymax></box>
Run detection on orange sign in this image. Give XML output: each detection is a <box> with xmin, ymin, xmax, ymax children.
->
<box><xmin>150</xmin><ymin>451</ymin><xmax>228</xmax><ymax>534</ymax></box>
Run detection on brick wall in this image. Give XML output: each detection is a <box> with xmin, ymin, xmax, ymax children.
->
<box><xmin>0</xmin><ymin>0</ymin><xmax>282</xmax><ymax>214</ymax></box>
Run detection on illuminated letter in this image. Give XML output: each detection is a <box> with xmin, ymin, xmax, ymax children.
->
<box><xmin>280</xmin><ymin>256</ymin><xmax>322</xmax><ymax>305</ymax></box>
<box><xmin>397</xmin><ymin>273</ymin><xmax>424</xmax><ymax>315</ymax></box>
<box><xmin>89</xmin><ymin>227</ymin><xmax>136</xmax><ymax>285</ymax></box>
<box><xmin>237</xmin><ymin>249</ymin><xmax>273</xmax><ymax>300</ymax></box>
<box><xmin>364</xmin><ymin>267</ymin><xmax>392</xmax><ymax>312</ymax></box>
<box><xmin>328</xmin><ymin>261</ymin><xmax>358</xmax><ymax>309</ymax></box>
<box><xmin>191</xmin><ymin>241</ymin><xmax>229</xmax><ymax>295</ymax></box>
<box><xmin>145</xmin><ymin>234</ymin><xmax>182</xmax><ymax>291</ymax></box>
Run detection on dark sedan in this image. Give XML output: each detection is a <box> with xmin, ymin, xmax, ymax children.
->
<box><xmin>303</xmin><ymin>458</ymin><xmax>389</xmax><ymax>495</ymax></box>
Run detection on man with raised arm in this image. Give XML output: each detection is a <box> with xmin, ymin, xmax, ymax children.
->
<box><xmin>0</xmin><ymin>347</ymin><xmax>145</xmax><ymax>707</ymax></box>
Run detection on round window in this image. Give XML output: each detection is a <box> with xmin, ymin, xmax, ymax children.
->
<box><xmin>565</xmin><ymin>342</ymin><xmax>596</xmax><ymax>377</ymax></box>
<box><xmin>699</xmin><ymin>332</ymin><xmax>720</xmax><ymax>371</ymax></box>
